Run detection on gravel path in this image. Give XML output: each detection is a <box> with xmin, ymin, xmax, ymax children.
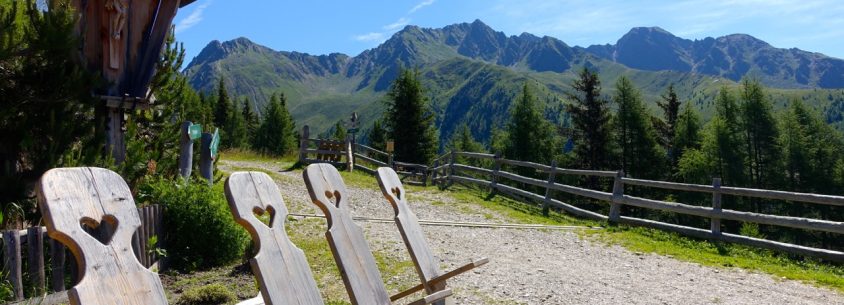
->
<box><xmin>221</xmin><ymin>160</ymin><xmax>844</xmax><ymax>305</ymax></box>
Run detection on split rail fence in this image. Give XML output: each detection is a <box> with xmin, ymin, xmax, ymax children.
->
<box><xmin>1</xmin><ymin>205</ymin><xmax>164</xmax><ymax>303</ymax></box>
<box><xmin>431</xmin><ymin>151</ymin><xmax>844</xmax><ymax>262</ymax></box>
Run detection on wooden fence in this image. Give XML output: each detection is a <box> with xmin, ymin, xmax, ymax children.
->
<box><xmin>1</xmin><ymin>205</ymin><xmax>164</xmax><ymax>303</ymax></box>
<box><xmin>432</xmin><ymin>151</ymin><xmax>844</xmax><ymax>262</ymax></box>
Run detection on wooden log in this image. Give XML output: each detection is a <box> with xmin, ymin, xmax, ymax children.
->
<box><xmin>719</xmin><ymin>186</ymin><xmax>844</xmax><ymax>207</ymax></box>
<box><xmin>357</xmin><ymin>165</ymin><xmax>376</xmax><ymax>175</ymax></box>
<box><xmin>345</xmin><ymin>136</ymin><xmax>354</xmax><ymax>172</ymax></box>
<box><xmin>542</xmin><ymin>160</ymin><xmax>558</xmax><ymax>216</ymax></box>
<box><xmin>199</xmin><ymin>133</ymin><xmax>213</xmax><ymax>185</ymax></box>
<box><xmin>539</xmin><ymin>167</ymin><xmax>617</xmax><ymax>177</ymax></box>
<box><xmin>355</xmin><ymin>143</ymin><xmax>390</xmax><ymax>157</ymax></box>
<box><xmin>454</xmin><ymin>152</ymin><xmax>495</xmax><ymax>159</ymax></box>
<box><xmin>498</xmin><ymin>158</ymin><xmax>551</xmax><ymax>171</ymax></box>
<box><xmin>50</xmin><ymin>238</ymin><xmax>65</xmax><ymax>292</ymax></box>
<box><xmin>453</xmin><ymin>164</ymin><xmax>493</xmax><ymax>176</ymax></box>
<box><xmin>3</xmin><ymin>230</ymin><xmax>23</xmax><ymax>300</ymax></box>
<box><xmin>621</xmin><ymin>177</ymin><xmax>714</xmax><ymax>193</ymax></box>
<box><xmin>451</xmin><ymin>175</ymin><xmax>492</xmax><ymax>187</ymax></box>
<box><xmin>28</xmin><ymin>226</ymin><xmax>46</xmax><ymax>295</ymax></box>
<box><xmin>489</xmin><ymin>153</ymin><xmax>502</xmax><ymax>194</ymax></box>
<box><xmin>304</xmin><ymin>149</ymin><xmax>347</xmax><ymax>155</ymax></box>
<box><xmin>619</xmin><ymin>195</ymin><xmax>844</xmax><ymax>234</ymax></box>
<box><xmin>138</xmin><ymin>207</ymin><xmax>148</xmax><ymax>268</ymax></box>
<box><xmin>609</xmin><ymin>171</ymin><xmax>624</xmax><ymax>223</ymax></box>
<box><xmin>178</xmin><ymin>121</ymin><xmax>193</xmax><ymax>179</ymax></box>
<box><xmin>547</xmin><ymin>181</ymin><xmax>614</xmax><ymax>202</ymax></box>
<box><xmin>354</xmin><ymin>153</ymin><xmax>388</xmax><ymax>167</ymax></box>
<box><xmin>711</xmin><ymin>178</ymin><xmax>722</xmax><ymax>235</ymax></box>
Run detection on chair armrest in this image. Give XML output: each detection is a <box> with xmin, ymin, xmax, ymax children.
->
<box><xmin>390</xmin><ymin>257</ymin><xmax>489</xmax><ymax>301</ymax></box>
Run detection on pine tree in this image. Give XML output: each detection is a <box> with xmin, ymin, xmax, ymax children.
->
<box><xmin>672</xmin><ymin>103</ymin><xmax>701</xmax><ymax>167</ymax></box>
<box><xmin>367</xmin><ymin>120</ymin><xmax>387</xmax><ymax>151</ymax></box>
<box><xmin>740</xmin><ymin>79</ymin><xmax>781</xmax><ymax>190</ymax></box>
<box><xmin>253</xmin><ymin>93</ymin><xmax>296</xmax><ymax>155</ymax></box>
<box><xmin>224</xmin><ymin>102</ymin><xmax>248</xmax><ymax>148</ymax></box>
<box><xmin>241</xmin><ymin>97</ymin><xmax>259</xmax><ymax>140</ymax></box>
<box><xmin>384</xmin><ymin>68</ymin><xmax>438</xmax><ymax>164</ymax></box>
<box><xmin>449</xmin><ymin>123</ymin><xmax>484</xmax><ymax>153</ymax></box>
<box><xmin>213</xmin><ymin>77</ymin><xmax>231</xmax><ymax>129</ymax></box>
<box><xmin>566</xmin><ymin>67</ymin><xmax>611</xmax><ymax>171</ymax></box>
<box><xmin>504</xmin><ymin>83</ymin><xmax>559</xmax><ymax>166</ymax></box>
<box><xmin>332</xmin><ymin>121</ymin><xmax>347</xmax><ymax>141</ymax></box>
<box><xmin>612</xmin><ymin>76</ymin><xmax>664</xmax><ymax>179</ymax></box>
<box><xmin>658</xmin><ymin>84</ymin><xmax>682</xmax><ymax>163</ymax></box>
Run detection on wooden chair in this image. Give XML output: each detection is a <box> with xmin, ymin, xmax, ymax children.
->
<box><xmin>302</xmin><ymin>163</ymin><xmax>452</xmax><ymax>305</ymax></box>
<box><xmin>375</xmin><ymin>167</ymin><xmax>489</xmax><ymax>304</ymax></box>
<box><xmin>224</xmin><ymin>172</ymin><xmax>324</xmax><ymax>305</ymax></box>
<box><xmin>36</xmin><ymin>167</ymin><xmax>167</xmax><ymax>305</ymax></box>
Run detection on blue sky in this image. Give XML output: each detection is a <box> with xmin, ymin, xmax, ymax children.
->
<box><xmin>173</xmin><ymin>0</ymin><xmax>844</xmax><ymax>63</ymax></box>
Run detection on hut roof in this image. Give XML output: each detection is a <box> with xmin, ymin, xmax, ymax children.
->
<box><xmin>180</xmin><ymin>0</ymin><xmax>196</xmax><ymax>8</ymax></box>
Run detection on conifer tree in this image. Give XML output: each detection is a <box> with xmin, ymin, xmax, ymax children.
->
<box><xmin>504</xmin><ymin>83</ymin><xmax>558</xmax><ymax>165</ymax></box>
<box><xmin>612</xmin><ymin>76</ymin><xmax>664</xmax><ymax>179</ymax></box>
<box><xmin>213</xmin><ymin>77</ymin><xmax>231</xmax><ymax>130</ymax></box>
<box><xmin>367</xmin><ymin>120</ymin><xmax>387</xmax><ymax>151</ymax></box>
<box><xmin>658</xmin><ymin>84</ymin><xmax>682</xmax><ymax>163</ymax></box>
<box><xmin>672</xmin><ymin>103</ymin><xmax>701</xmax><ymax>167</ymax></box>
<box><xmin>781</xmin><ymin>99</ymin><xmax>843</xmax><ymax>193</ymax></box>
<box><xmin>566</xmin><ymin>67</ymin><xmax>611</xmax><ymax>171</ymax></box>
<box><xmin>224</xmin><ymin>102</ymin><xmax>248</xmax><ymax>148</ymax></box>
<box><xmin>241</xmin><ymin>97</ymin><xmax>259</xmax><ymax>137</ymax></box>
<box><xmin>449</xmin><ymin>123</ymin><xmax>486</xmax><ymax>167</ymax></box>
<box><xmin>740</xmin><ymin>79</ymin><xmax>781</xmax><ymax>189</ymax></box>
<box><xmin>253</xmin><ymin>93</ymin><xmax>296</xmax><ymax>155</ymax></box>
<box><xmin>333</xmin><ymin>121</ymin><xmax>347</xmax><ymax>141</ymax></box>
<box><xmin>384</xmin><ymin>68</ymin><xmax>438</xmax><ymax>164</ymax></box>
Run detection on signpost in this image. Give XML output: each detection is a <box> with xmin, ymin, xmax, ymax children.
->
<box><xmin>188</xmin><ymin>124</ymin><xmax>202</xmax><ymax>140</ymax></box>
<box><xmin>210</xmin><ymin>128</ymin><xmax>220</xmax><ymax>160</ymax></box>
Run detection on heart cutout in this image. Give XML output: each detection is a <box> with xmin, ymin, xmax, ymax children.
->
<box><xmin>391</xmin><ymin>187</ymin><xmax>402</xmax><ymax>200</ymax></box>
<box><xmin>253</xmin><ymin>205</ymin><xmax>276</xmax><ymax>228</ymax></box>
<box><xmin>80</xmin><ymin>215</ymin><xmax>118</xmax><ymax>245</ymax></box>
<box><xmin>324</xmin><ymin>190</ymin><xmax>342</xmax><ymax>208</ymax></box>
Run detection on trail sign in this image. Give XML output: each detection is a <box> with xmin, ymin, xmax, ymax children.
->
<box><xmin>210</xmin><ymin>128</ymin><xmax>220</xmax><ymax>159</ymax></box>
<box><xmin>386</xmin><ymin>140</ymin><xmax>395</xmax><ymax>153</ymax></box>
<box><xmin>188</xmin><ymin>124</ymin><xmax>202</xmax><ymax>140</ymax></box>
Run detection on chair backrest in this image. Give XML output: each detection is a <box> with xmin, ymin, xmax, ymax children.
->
<box><xmin>302</xmin><ymin>164</ymin><xmax>391</xmax><ymax>305</ymax></box>
<box><xmin>375</xmin><ymin>167</ymin><xmax>445</xmax><ymax>293</ymax></box>
<box><xmin>225</xmin><ymin>172</ymin><xmax>324</xmax><ymax>305</ymax></box>
<box><xmin>36</xmin><ymin>167</ymin><xmax>167</xmax><ymax>305</ymax></box>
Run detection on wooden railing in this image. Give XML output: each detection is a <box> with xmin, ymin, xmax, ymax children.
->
<box><xmin>432</xmin><ymin>151</ymin><xmax>844</xmax><ymax>262</ymax></box>
<box><xmin>1</xmin><ymin>205</ymin><xmax>164</xmax><ymax>303</ymax></box>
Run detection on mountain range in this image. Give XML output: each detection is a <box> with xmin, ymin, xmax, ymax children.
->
<box><xmin>183</xmin><ymin>19</ymin><xmax>844</xmax><ymax>142</ymax></box>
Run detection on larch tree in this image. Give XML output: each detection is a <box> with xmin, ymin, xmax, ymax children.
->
<box><xmin>658</xmin><ymin>84</ymin><xmax>682</xmax><ymax>165</ymax></box>
<box><xmin>740</xmin><ymin>79</ymin><xmax>781</xmax><ymax>190</ymax></box>
<box><xmin>384</xmin><ymin>68</ymin><xmax>438</xmax><ymax>164</ymax></box>
<box><xmin>612</xmin><ymin>76</ymin><xmax>664</xmax><ymax>179</ymax></box>
<box><xmin>566</xmin><ymin>67</ymin><xmax>612</xmax><ymax>171</ymax></box>
<box><xmin>504</xmin><ymin>83</ymin><xmax>558</xmax><ymax>165</ymax></box>
<box><xmin>253</xmin><ymin>93</ymin><xmax>296</xmax><ymax>155</ymax></box>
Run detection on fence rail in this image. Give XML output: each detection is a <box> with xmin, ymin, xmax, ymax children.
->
<box><xmin>1</xmin><ymin>205</ymin><xmax>163</xmax><ymax>302</ymax></box>
<box><xmin>436</xmin><ymin>151</ymin><xmax>844</xmax><ymax>262</ymax></box>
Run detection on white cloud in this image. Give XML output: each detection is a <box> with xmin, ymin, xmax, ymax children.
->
<box><xmin>384</xmin><ymin>17</ymin><xmax>410</xmax><ymax>31</ymax></box>
<box><xmin>175</xmin><ymin>1</ymin><xmax>211</xmax><ymax>34</ymax></box>
<box><xmin>409</xmin><ymin>0</ymin><xmax>435</xmax><ymax>14</ymax></box>
<box><xmin>354</xmin><ymin>32</ymin><xmax>386</xmax><ymax>42</ymax></box>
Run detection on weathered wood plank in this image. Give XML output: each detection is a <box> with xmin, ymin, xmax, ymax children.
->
<box><xmin>454</xmin><ymin>152</ymin><xmax>495</xmax><ymax>159</ymax></box>
<box><xmin>27</xmin><ymin>226</ymin><xmax>46</xmax><ymax>295</ymax></box>
<box><xmin>4</xmin><ymin>230</ymin><xmax>23</xmax><ymax>300</ymax></box>
<box><xmin>37</xmin><ymin>167</ymin><xmax>167</xmax><ymax>305</ymax></box>
<box><xmin>225</xmin><ymin>172</ymin><xmax>324</xmax><ymax>305</ymax></box>
<box><xmin>354</xmin><ymin>153</ymin><xmax>388</xmax><ymax>167</ymax></box>
<box><xmin>50</xmin><ymin>238</ymin><xmax>66</xmax><ymax>292</ymax></box>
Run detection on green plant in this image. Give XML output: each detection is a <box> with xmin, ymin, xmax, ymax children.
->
<box><xmin>176</xmin><ymin>283</ymin><xmax>235</xmax><ymax>305</ymax></box>
<box><xmin>137</xmin><ymin>178</ymin><xmax>248</xmax><ymax>271</ymax></box>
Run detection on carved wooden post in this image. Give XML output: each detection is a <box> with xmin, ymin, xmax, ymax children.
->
<box><xmin>345</xmin><ymin>135</ymin><xmax>354</xmax><ymax>172</ymax></box>
<box><xmin>711</xmin><ymin>178</ymin><xmax>722</xmax><ymax>235</ymax></box>
<box><xmin>179</xmin><ymin>121</ymin><xmax>193</xmax><ymax>179</ymax></box>
<box><xmin>3</xmin><ymin>230</ymin><xmax>23</xmax><ymax>301</ymax></box>
<box><xmin>489</xmin><ymin>152</ymin><xmax>502</xmax><ymax>195</ymax></box>
<box><xmin>609</xmin><ymin>170</ymin><xmax>625</xmax><ymax>224</ymax></box>
<box><xmin>299</xmin><ymin>125</ymin><xmax>309</xmax><ymax>164</ymax></box>
<box><xmin>200</xmin><ymin>133</ymin><xmax>213</xmax><ymax>185</ymax></box>
<box><xmin>542</xmin><ymin>160</ymin><xmax>558</xmax><ymax>216</ymax></box>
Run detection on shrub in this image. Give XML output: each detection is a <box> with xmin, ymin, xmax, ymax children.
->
<box><xmin>138</xmin><ymin>178</ymin><xmax>248</xmax><ymax>271</ymax></box>
<box><xmin>176</xmin><ymin>283</ymin><xmax>236</xmax><ymax>305</ymax></box>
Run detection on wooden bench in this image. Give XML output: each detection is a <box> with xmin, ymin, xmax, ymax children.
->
<box><xmin>376</xmin><ymin>167</ymin><xmax>489</xmax><ymax>304</ymax></box>
<box><xmin>225</xmin><ymin>172</ymin><xmax>324</xmax><ymax>305</ymax></box>
<box><xmin>36</xmin><ymin>167</ymin><xmax>168</xmax><ymax>305</ymax></box>
<box><xmin>302</xmin><ymin>163</ymin><xmax>452</xmax><ymax>305</ymax></box>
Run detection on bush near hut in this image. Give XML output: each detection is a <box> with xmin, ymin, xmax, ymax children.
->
<box><xmin>138</xmin><ymin>178</ymin><xmax>248</xmax><ymax>271</ymax></box>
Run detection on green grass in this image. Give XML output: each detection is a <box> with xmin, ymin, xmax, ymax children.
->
<box><xmin>220</xmin><ymin>148</ymin><xmax>299</xmax><ymax>167</ymax></box>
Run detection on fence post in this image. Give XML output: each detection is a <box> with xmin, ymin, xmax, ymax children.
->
<box><xmin>609</xmin><ymin>170</ymin><xmax>625</xmax><ymax>224</ymax></box>
<box><xmin>3</xmin><ymin>230</ymin><xmax>23</xmax><ymax>301</ymax></box>
<box><xmin>299</xmin><ymin>125</ymin><xmax>309</xmax><ymax>164</ymax></box>
<box><xmin>447</xmin><ymin>151</ymin><xmax>455</xmax><ymax>187</ymax></box>
<box><xmin>345</xmin><ymin>135</ymin><xmax>354</xmax><ymax>172</ymax></box>
<box><xmin>27</xmin><ymin>226</ymin><xmax>45</xmax><ymax>295</ymax></box>
<box><xmin>489</xmin><ymin>152</ymin><xmax>502</xmax><ymax>195</ymax></box>
<box><xmin>178</xmin><ymin>121</ymin><xmax>193</xmax><ymax>179</ymax></box>
<box><xmin>199</xmin><ymin>133</ymin><xmax>213</xmax><ymax>185</ymax></box>
<box><xmin>542</xmin><ymin>160</ymin><xmax>558</xmax><ymax>216</ymax></box>
<box><xmin>431</xmin><ymin>159</ymin><xmax>439</xmax><ymax>187</ymax></box>
<box><xmin>711</xmin><ymin>178</ymin><xmax>722</xmax><ymax>235</ymax></box>
<box><xmin>50</xmin><ymin>238</ymin><xmax>66</xmax><ymax>292</ymax></box>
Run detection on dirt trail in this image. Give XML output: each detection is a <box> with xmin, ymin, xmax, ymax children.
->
<box><xmin>221</xmin><ymin>160</ymin><xmax>844</xmax><ymax>305</ymax></box>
